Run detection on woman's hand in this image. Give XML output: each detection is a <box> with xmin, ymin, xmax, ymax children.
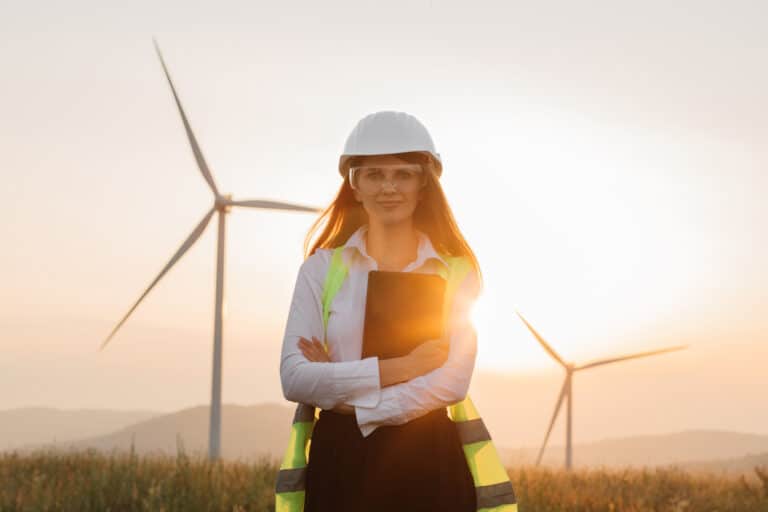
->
<box><xmin>298</xmin><ymin>336</ymin><xmax>331</xmax><ymax>362</ymax></box>
<box><xmin>298</xmin><ymin>337</ymin><xmax>354</xmax><ymax>415</ymax></box>
<box><xmin>406</xmin><ymin>337</ymin><xmax>450</xmax><ymax>377</ymax></box>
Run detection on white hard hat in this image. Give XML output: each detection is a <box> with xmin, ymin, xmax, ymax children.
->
<box><xmin>338</xmin><ymin>110</ymin><xmax>443</xmax><ymax>179</ymax></box>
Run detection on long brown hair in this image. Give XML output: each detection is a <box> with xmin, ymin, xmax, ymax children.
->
<box><xmin>302</xmin><ymin>151</ymin><xmax>483</xmax><ymax>293</ymax></box>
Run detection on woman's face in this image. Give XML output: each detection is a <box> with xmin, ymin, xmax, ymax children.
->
<box><xmin>350</xmin><ymin>154</ymin><xmax>426</xmax><ymax>227</ymax></box>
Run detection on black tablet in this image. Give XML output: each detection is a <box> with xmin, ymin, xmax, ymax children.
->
<box><xmin>362</xmin><ymin>270</ymin><xmax>447</xmax><ymax>360</ymax></box>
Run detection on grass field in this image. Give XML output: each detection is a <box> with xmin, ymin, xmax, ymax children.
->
<box><xmin>2</xmin><ymin>444</ymin><xmax>767</xmax><ymax>511</ymax></box>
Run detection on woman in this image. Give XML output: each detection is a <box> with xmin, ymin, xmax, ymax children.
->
<box><xmin>279</xmin><ymin>111</ymin><xmax>483</xmax><ymax>512</ymax></box>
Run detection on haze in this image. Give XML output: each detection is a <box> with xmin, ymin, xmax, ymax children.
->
<box><xmin>1</xmin><ymin>0</ymin><xmax>766</xmax><ymax>446</ymax></box>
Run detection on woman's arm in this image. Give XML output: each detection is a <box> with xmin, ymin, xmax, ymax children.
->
<box><xmin>280</xmin><ymin>252</ymin><xmax>383</xmax><ymax>410</ymax></box>
<box><xmin>299</xmin><ymin>336</ymin><xmax>450</xmax><ymax>414</ymax></box>
<box><xmin>299</xmin><ymin>335</ymin><xmax>449</xmax><ymax>388</ymax></box>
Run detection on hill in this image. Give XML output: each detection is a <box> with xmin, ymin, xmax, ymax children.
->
<box><xmin>9</xmin><ymin>403</ymin><xmax>294</xmax><ymax>462</ymax></box>
<box><xmin>0</xmin><ymin>406</ymin><xmax>159</xmax><ymax>451</ymax></box>
<box><xmin>7</xmin><ymin>403</ymin><xmax>767</xmax><ymax>474</ymax></box>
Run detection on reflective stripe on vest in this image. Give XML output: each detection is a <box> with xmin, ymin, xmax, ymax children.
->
<box><xmin>275</xmin><ymin>246</ymin><xmax>518</xmax><ymax>511</ymax></box>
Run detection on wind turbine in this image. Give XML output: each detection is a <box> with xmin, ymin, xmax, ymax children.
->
<box><xmin>98</xmin><ymin>38</ymin><xmax>322</xmax><ymax>461</ymax></box>
<box><xmin>515</xmin><ymin>311</ymin><xmax>687</xmax><ymax>470</ymax></box>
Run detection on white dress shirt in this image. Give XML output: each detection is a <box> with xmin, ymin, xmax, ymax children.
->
<box><xmin>280</xmin><ymin>223</ymin><xmax>479</xmax><ymax>437</ymax></box>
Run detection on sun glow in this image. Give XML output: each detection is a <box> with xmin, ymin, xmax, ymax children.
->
<box><xmin>469</xmin><ymin>292</ymin><xmax>487</xmax><ymax>340</ymax></box>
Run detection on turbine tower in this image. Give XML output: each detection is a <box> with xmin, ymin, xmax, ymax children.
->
<box><xmin>515</xmin><ymin>311</ymin><xmax>687</xmax><ymax>470</ymax></box>
<box><xmin>99</xmin><ymin>39</ymin><xmax>322</xmax><ymax>461</ymax></box>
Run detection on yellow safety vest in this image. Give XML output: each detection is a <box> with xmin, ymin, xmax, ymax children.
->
<box><xmin>275</xmin><ymin>246</ymin><xmax>518</xmax><ymax>512</ymax></box>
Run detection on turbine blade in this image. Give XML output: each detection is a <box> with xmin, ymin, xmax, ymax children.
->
<box><xmin>152</xmin><ymin>37</ymin><xmax>219</xmax><ymax>196</ymax></box>
<box><xmin>516</xmin><ymin>311</ymin><xmax>567</xmax><ymax>367</ymax></box>
<box><xmin>229</xmin><ymin>199</ymin><xmax>323</xmax><ymax>213</ymax></box>
<box><xmin>575</xmin><ymin>344</ymin><xmax>688</xmax><ymax>371</ymax></box>
<box><xmin>536</xmin><ymin>377</ymin><xmax>568</xmax><ymax>466</ymax></box>
<box><xmin>98</xmin><ymin>207</ymin><xmax>216</xmax><ymax>351</ymax></box>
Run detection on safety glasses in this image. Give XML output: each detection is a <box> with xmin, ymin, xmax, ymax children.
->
<box><xmin>349</xmin><ymin>163</ymin><xmax>426</xmax><ymax>193</ymax></box>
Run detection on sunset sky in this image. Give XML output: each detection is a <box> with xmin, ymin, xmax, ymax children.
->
<box><xmin>2</xmin><ymin>1</ymin><xmax>766</xmax><ymax>444</ymax></box>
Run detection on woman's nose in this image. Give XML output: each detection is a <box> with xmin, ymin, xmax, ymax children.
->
<box><xmin>381</xmin><ymin>180</ymin><xmax>397</xmax><ymax>192</ymax></box>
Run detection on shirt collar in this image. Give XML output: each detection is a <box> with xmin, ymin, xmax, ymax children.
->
<box><xmin>342</xmin><ymin>224</ymin><xmax>449</xmax><ymax>271</ymax></box>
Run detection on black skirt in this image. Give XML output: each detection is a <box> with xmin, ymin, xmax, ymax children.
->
<box><xmin>304</xmin><ymin>407</ymin><xmax>476</xmax><ymax>512</ymax></box>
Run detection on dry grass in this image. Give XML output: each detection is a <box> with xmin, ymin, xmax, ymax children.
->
<box><xmin>1</xmin><ymin>443</ymin><xmax>767</xmax><ymax>511</ymax></box>
<box><xmin>510</xmin><ymin>464</ymin><xmax>768</xmax><ymax>512</ymax></box>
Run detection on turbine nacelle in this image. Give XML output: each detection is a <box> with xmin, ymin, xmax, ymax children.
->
<box><xmin>214</xmin><ymin>194</ymin><xmax>232</xmax><ymax>212</ymax></box>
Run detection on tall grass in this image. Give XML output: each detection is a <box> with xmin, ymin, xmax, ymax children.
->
<box><xmin>1</xmin><ymin>438</ymin><xmax>277</xmax><ymax>511</ymax></box>
<box><xmin>510</xmin><ymin>464</ymin><xmax>768</xmax><ymax>512</ymax></box>
<box><xmin>2</xmin><ymin>440</ymin><xmax>766</xmax><ymax>511</ymax></box>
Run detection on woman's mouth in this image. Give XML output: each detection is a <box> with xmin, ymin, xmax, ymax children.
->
<box><xmin>379</xmin><ymin>201</ymin><xmax>402</xmax><ymax>208</ymax></box>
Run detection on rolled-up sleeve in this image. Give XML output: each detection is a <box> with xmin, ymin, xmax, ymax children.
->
<box><xmin>280</xmin><ymin>251</ymin><xmax>382</xmax><ymax>411</ymax></box>
<box><xmin>353</xmin><ymin>268</ymin><xmax>480</xmax><ymax>437</ymax></box>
